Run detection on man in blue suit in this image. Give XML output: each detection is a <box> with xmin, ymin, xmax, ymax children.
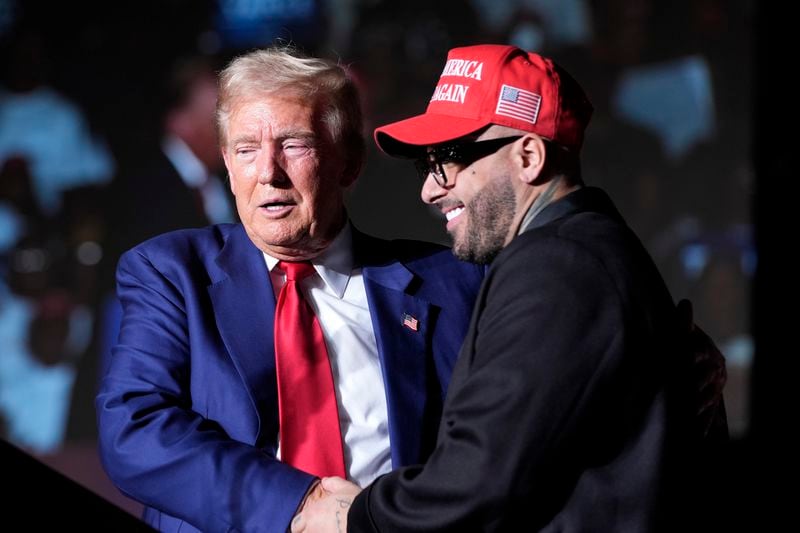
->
<box><xmin>96</xmin><ymin>46</ymin><xmax>484</xmax><ymax>533</ymax></box>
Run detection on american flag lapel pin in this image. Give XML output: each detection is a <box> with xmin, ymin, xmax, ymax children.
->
<box><xmin>402</xmin><ymin>312</ymin><xmax>419</xmax><ymax>332</ymax></box>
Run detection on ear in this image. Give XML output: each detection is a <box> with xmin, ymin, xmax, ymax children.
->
<box><xmin>516</xmin><ymin>134</ymin><xmax>547</xmax><ymax>184</ymax></box>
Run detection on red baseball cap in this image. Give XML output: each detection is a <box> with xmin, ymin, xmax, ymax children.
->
<box><xmin>374</xmin><ymin>44</ymin><xmax>593</xmax><ymax>157</ymax></box>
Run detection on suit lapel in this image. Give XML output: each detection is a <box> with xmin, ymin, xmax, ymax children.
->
<box><xmin>355</xmin><ymin>231</ymin><xmax>432</xmax><ymax>467</ymax></box>
<box><xmin>208</xmin><ymin>225</ymin><xmax>279</xmax><ymax>447</ymax></box>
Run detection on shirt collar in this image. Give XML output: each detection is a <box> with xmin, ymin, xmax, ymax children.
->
<box><xmin>262</xmin><ymin>221</ymin><xmax>354</xmax><ymax>298</ymax></box>
<box><xmin>162</xmin><ymin>134</ymin><xmax>208</xmax><ymax>188</ymax></box>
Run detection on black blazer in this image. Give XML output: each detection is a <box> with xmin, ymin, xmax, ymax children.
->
<box><xmin>349</xmin><ymin>187</ymin><xmax>710</xmax><ymax>532</ymax></box>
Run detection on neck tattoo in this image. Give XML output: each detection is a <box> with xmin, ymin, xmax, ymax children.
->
<box><xmin>518</xmin><ymin>176</ymin><xmax>562</xmax><ymax>234</ymax></box>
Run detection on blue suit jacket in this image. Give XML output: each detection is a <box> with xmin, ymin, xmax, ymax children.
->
<box><xmin>96</xmin><ymin>223</ymin><xmax>483</xmax><ymax>533</ymax></box>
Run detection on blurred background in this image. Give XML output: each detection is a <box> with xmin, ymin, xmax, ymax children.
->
<box><xmin>0</xmin><ymin>0</ymin><xmax>783</xmax><ymax>527</ymax></box>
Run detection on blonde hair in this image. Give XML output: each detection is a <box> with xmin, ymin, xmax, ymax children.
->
<box><xmin>217</xmin><ymin>45</ymin><xmax>365</xmax><ymax>173</ymax></box>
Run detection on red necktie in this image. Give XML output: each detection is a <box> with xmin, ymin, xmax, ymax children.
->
<box><xmin>274</xmin><ymin>261</ymin><xmax>346</xmax><ymax>478</ymax></box>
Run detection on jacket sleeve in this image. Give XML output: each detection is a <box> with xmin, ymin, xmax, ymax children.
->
<box><xmin>96</xmin><ymin>248</ymin><xmax>314</xmax><ymax>533</ymax></box>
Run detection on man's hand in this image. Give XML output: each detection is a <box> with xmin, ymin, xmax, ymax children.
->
<box><xmin>291</xmin><ymin>477</ymin><xmax>362</xmax><ymax>533</ymax></box>
<box><xmin>677</xmin><ymin>299</ymin><xmax>728</xmax><ymax>438</ymax></box>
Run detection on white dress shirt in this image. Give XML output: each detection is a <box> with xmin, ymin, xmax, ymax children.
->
<box><xmin>263</xmin><ymin>223</ymin><xmax>393</xmax><ymax>486</ymax></box>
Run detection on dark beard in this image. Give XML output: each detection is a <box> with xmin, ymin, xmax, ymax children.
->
<box><xmin>452</xmin><ymin>176</ymin><xmax>516</xmax><ymax>265</ymax></box>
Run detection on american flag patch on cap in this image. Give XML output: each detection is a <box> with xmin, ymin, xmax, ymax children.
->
<box><xmin>495</xmin><ymin>84</ymin><xmax>541</xmax><ymax>124</ymax></box>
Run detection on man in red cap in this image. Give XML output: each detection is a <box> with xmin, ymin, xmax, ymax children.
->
<box><xmin>294</xmin><ymin>44</ymin><xmax>723</xmax><ymax>532</ymax></box>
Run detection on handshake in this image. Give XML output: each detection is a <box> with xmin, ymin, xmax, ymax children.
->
<box><xmin>291</xmin><ymin>477</ymin><xmax>362</xmax><ymax>533</ymax></box>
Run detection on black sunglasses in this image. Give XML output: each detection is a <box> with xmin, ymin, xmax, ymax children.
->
<box><xmin>413</xmin><ymin>135</ymin><xmax>523</xmax><ymax>187</ymax></box>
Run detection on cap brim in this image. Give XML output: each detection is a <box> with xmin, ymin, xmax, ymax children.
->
<box><xmin>374</xmin><ymin>113</ymin><xmax>489</xmax><ymax>159</ymax></box>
